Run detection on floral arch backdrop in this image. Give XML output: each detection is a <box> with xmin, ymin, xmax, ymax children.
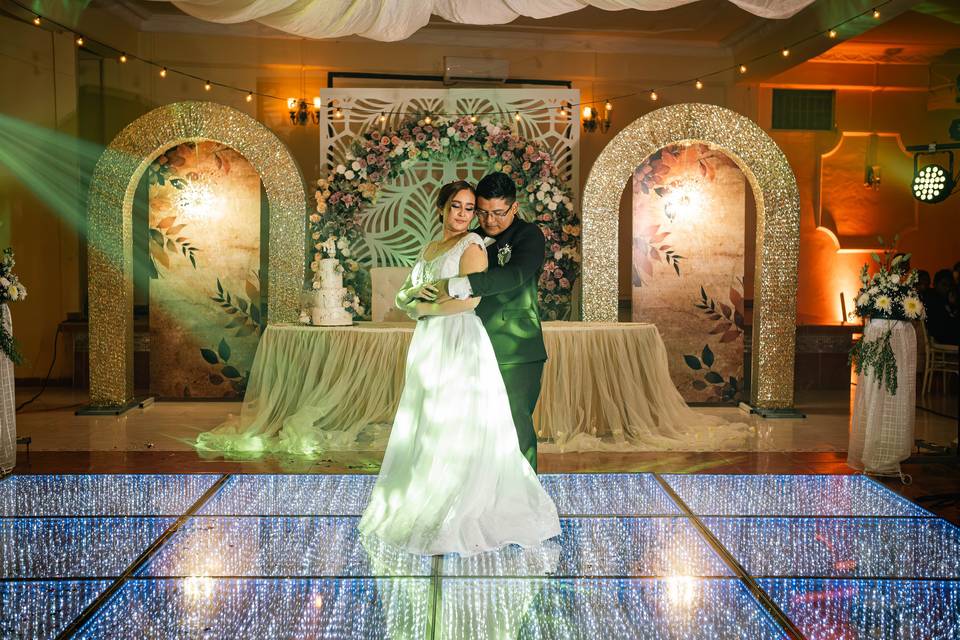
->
<box><xmin>310</xmin><ymin>115</ymin><xmax>581</xmax><ymax>319</ymax></box>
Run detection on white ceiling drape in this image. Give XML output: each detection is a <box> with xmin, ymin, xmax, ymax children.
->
<box><xmin>153</xmin><ymin>0</ymin><xmax>816</xmax><ymax>42</ymax></box>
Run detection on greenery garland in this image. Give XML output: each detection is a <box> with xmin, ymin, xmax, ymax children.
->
<box><xmin>848</xmin><ymin>326</ymin><xmax>898</xmax><ymax>395</ymax></box>
<box><xmin>0</xmin><ymin>320</ymin><xmax>22</xmax><ymax>365</ymax></box>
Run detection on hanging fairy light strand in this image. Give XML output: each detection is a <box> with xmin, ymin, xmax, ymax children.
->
<box><xmin>9</xmin><ymin>0</ymin><xmax>891</xmax><ymax>118</ymax></box>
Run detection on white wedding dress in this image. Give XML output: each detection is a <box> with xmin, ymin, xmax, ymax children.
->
<box><xmin>358</xmin><ymin>232</ymin><xmax>561</xmax><ymax>556</ymax></box>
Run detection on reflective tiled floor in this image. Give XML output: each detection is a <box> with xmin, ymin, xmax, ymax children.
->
<box><xmin>1</xmin><ymin>473</ymin><xmax>958</xmax><ymax>639</ymax></box>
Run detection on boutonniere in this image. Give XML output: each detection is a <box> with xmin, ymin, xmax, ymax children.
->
<box><xmin>497</xmin><ymin>244</ymin><xmax>512</xmax><ymax>267</ymax></box>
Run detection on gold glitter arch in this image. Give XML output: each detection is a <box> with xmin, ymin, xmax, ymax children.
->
<box><xmin>582</xmin><ymin>103</ymin><xmax>800</xmax><ymax>408</ymax></box>
<box><xmin>87</xmin><ymin>101</ymin><xmax>306</xmax><ymax>407</ymax></box>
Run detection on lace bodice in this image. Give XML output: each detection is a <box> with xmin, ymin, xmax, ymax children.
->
<box><xmin>411</xmin><ymin>232</ymin><xmax>485</xmax><ymax>287</ymax></box>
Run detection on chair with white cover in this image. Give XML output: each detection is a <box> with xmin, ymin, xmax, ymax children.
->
<box><xmin>370</xmin><ymin>266</ymin><xmax>414</xmax><ymax>323</ymax></box>
<box><xmin>920</xmin><ymin>320</ymin><xmax>958</xmax><ymax>395</ymax></box>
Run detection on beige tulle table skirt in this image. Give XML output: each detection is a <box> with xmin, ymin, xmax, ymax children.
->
<box><xmin>198</xmin><ymin>321</ymin><xmax>749</xmax><ymax>455</ymax></box>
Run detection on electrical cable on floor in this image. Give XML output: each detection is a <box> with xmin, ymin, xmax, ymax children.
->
<box><xmin>16</xmin><ymin>324</ymin><xmax>61</xmax><ymax>412</ymax></box>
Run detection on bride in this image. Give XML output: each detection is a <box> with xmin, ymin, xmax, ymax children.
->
<box><xmin>358</xmin><ymin>180</ymin><xmax>560</xmax><ymax>557</ymax></box>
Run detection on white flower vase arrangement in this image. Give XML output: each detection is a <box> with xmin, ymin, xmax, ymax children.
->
<box><xmin>0</xmin><ymin>247</ymin><xmax>25</xmax><ymax>475</ymax></box>
<box><xmin>847</xmin><ymin>240</ymin><xmax>923</xmax><ymax>480</ymax></box>
<box><xmin>848</xmin><ymin>246</ymin><xmax>924</xmax><ymax>396</ymax></box>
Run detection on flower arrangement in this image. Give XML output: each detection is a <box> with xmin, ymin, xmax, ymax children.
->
<box><xmin>848</xmin><ymin>243</ymin><xmax>924</xmax><ymax>395</ymax></box>
<box><xmin>0</xmin><ymin>248</ymin><xmax>26</xmax><ymax>364</ymax></box>
<box><xmin>310</xmin><ymin>115</ymin><xmax>581</xmax><ymax>320</ymax></box>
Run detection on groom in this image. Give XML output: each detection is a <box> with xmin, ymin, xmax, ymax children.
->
<box><xmin>437</xmin><ymin>172</ymin><xmax>547</xmax><ymax>472</ymax></box>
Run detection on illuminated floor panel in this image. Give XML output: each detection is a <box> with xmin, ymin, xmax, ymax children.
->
<box><xmin>703</xmin><ymin>517</ymin><xmax>960</xmax><ymax>578</ymax></box>
<box><xmin>540</xmin><ymin>473</ymin><xmax>681</xmax><ymax>516</ymax></box>
<box><xmin>663</xmin><ymin>474</ymin><xmax>931</xmax><ymax>517</ymax></box>
<box><xmin>0</xmin><ymin>580</ymin><xmax>112</xmax><ymax>639</ymax></box>
<box><xmin>197</xmin><ymin>474</ymin><xmax>376</xmax><ymax>515</ymax></box>
<box><xmin>0</xmin><ymin>474</ymin><xmax>221</xmax><ymax>517</ymax></box>
<box><xmin>437</xmin><ymin>578</ymin><xmax>788</xmax><ymax>639</ymax></box>
<box><xmin>0</xmin><ymin>517</ymin><xmax>175</xmax><ymax>578</ymax></box>
<box><xmin>73</xmin><ymin>578</ymin><xmax>430</xmax><ymax>640</ymax></box>
<box><xmin>1</xmin><ymin>472</ymin><xmax>955</xmax><ymax>639</ymax></box>
<box><xmin>141</xmin><ymin>516</ymin><xmax>432</xmax><ymax>577</ymax></box>
<box><xmin>441</xmin><ymin>517</ymin><xmax>732</xmax><ymax>578</ymax></box>
<box><xmin>757</xmin><ymin>579</ymin><xmax>960</xmax><ymax>640</ymax></box>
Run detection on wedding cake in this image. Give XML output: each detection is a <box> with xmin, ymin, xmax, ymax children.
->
<box><xmin>311</xmin><ymin>258</ymin><xmax>353</xmax><ymax>326</ymax></box>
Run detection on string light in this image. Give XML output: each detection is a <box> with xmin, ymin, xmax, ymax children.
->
<box><xmin>204</xmin><ymin>81</ymin><xmax>212</xmax><ymax>91</ymax></box>
<box><xmin>424</xmin><ymin>115</ymin><xmax>432</xmax><ymax>124</ymax></box>
<box><xmin>379</xmin><ymin>113</ymin><xmax>386</xmax><ymax>123</ymax></box>
<box><xmin>514</xmin><ymin>112</ymin><xmax>522</xmax><ymax>121</ymax></box>
<box><xmin>13</xmin><ymin>1</ymin><xmax>890</xmax><ymax>121</ymax></box>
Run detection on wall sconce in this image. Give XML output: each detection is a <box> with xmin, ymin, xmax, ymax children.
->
<box><xmin>581</xmin><ymin>102</ymin><xmax>611</xmax><ymax>133</ymax></box>
<box><xmin>288</xmin><ymin>97</ymin><xmax>321</xmax><ymax>125</ymax></box>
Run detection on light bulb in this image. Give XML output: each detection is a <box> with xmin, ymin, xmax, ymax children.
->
<box><xmin>872</xmin><ymin>8</ymin><xmax>880</xmax><ymax>18</ymax></box>
<box><xmin>246</xmin><ymin>92</ymin><xmax>253</xmax><ymax>102</ymax></box>
<box><xmin>287</xmin><ymin>97</ymin><xmax>297</xmax><ymax>110</ymax></box>
<box><xmin>75</xmin><ymin>36</ymin><xmax>84</xmax><ymax>46</ymax></box>
<box><xmin>313</xmin><ymin>96</ymin><xmax>322</xmax><ymax>109</ymax></box>
<box><xmin>782</xmin><ymin>48</ymin><xmax>790</xmax><ymax>57</ymax></box>
<box><xmin>379</xmin><ymin>113</ymin><xmax>386</xmax><ymax>123</ymax></box>
<box><xmin>33</xmin><ymin>16</ymin><xmax>41</xmax><ymax>26</ymax></box>
<box><xmin>424</xmin><ymin>115</ymin><xmax>432</xmax><ymax>124</ymax></box>
<box><xmin>739</xmin><ymin>64</ymin><xmax>747</xmax><ymax>73</ymax></box>
<box><xmin>582</xmin><ymin>106</ymin><xmax>593</xmax><ymax>118</ymax></box>
<box><xmin>204</xmin><ymin>81</ymin><xmax>212</xmax><ymax>91</ymax></box>
<box><xmin>605</xmin><ymin>100</ymin><xmax>612</xmax><ymax>111</ymax></box>
<box><xmin>470</xmin><ymin>115</ymin><xmax>477</xmax><ymax>122</ymax></box>
<box><xmin>514</xmin><ymin>112</ymin><xmax>521</xmax><ymax>121</ymax></box>
<box><xmin>159</xmin><ymin>67</ymin><xmax>167</xmax><ymax>78</ymax></box>
<box><xmin>650</xmin><ymin>90</ymin><xmax>658</xmax><ymax>101</ymax></box>
<box><xmin>119</xmin><ymin>53</ymin><xmax>127</xmax><ymax>63</ymax></box>
<box><xmin>695</xmin><ymin>79</ymin><xmax>703</xmax><ymax>90</ymax></box>
<box><xmin>828</xmin><ymin>29</ymin><xmax>838</xmax><ymax>38</ymax></box>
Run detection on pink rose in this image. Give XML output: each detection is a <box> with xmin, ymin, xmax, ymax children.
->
<box><xmin>546</xmin><ymin>280</ymin><xmax>556</xmax><ymax>291</ymax></box>
<box><xmin>551</xmin><ymin>243</ymin><xmax>561</xmax><ymax>252</ymax></box>
<box><xmin>391</xmin><ymin>136</ymin><xmax>401</xmax><ymax>146</ymax></box>
<box><xmin>560</xmin><ymin>278</ymin><xmax>570</xmax><ymax>289</ymax></box>
<box><xmin>380</xmin><ymin>136</ymin><xmax>390</xmax><ymax>145</ymax></box>
<box><xmin>522</xmin><ymin>161</ymin><xmax>531</xmax><ymax>171</ymax></box>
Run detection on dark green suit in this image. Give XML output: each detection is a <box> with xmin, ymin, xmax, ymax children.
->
<box><xmin>468</xmin><ymin>217</ymin><xmax>546</xmax><ymax>471</ymax></box>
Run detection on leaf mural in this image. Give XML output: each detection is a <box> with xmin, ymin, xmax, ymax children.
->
<box><xmin>682</xmin><ymin>344</ymin><xmax>743</xmax><ymax>402</ymax></box>
<box><xmin>210</xmin><ymin>271</ymin><xmax>265</xmax><ymax>339</ymax></box>
<box><xmin>632</xmin><ymin>224</ymin><xmax>684</xmax><ymax>287</ymax></box>
<box><xmin>694</xmin><ymin>280</ymin><xmax>745</xmax><ymax>343</ymax></box>
<box><xmin>147</xmin><ymin>214</ymin><xmax>199</xmax><ymax>277</ymax></box>
<box><xmin>198</xmin><ymin>337</ymin><xmax>250</xmax><ymax>396</ymax></box>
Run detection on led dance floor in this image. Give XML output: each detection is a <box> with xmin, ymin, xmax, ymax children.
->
<box><xmin>1</xmin><ymin>473</ymin><xmax>958</xmax><ymax>639</ymax></box>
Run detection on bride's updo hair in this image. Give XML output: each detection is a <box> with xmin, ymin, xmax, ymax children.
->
<box><xmin>435</xmin><ymin>180</ymin><xmax>475</xmax><ymax>223</ymax></box>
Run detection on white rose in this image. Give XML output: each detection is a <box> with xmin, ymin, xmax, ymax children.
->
<box><xmin>552</xmin><ymin>193</ymin><xmax>563</xmax><ymax>203</ymax></box>
<box><xmin>537</xmin><ymin>191</ymin><xmax>546</xmax><ymax>201</ymax></box>
<box><xmin>336</xmin><ymin>164</ymin><xmax>346</xmax><ymax>174</ymax></box>
<box><xmin>856</xmin><ymin>293</ymin><xmax>870</xmax><ymax>307</ymax></box>
<box><xmin>345</xmin><ymin>170</ymin><xmax>356</xmax><ymax>180</ymax></box>
<box><xmin>0</xmin><ymin>277</ymin><xmax>8</xmax><ymax>287</ymax></box>
<box><xmin>547</xmin><ymin>201</ymin><xmax>558</xmax><ymax>211</ymax></box>
<box><xmin>446</xmin><ymin>127</ymin><xmax>456</xmax><ymax>136</ymax></box>
<box><xmin>889</xmin><ymin>273</ymin><xmax>900</xmax><ymax>284</ymax></box>
<box><xmin>351</xmin><ymin>161</ymin><xmax>361</xmax><ymax>171</ymax></box>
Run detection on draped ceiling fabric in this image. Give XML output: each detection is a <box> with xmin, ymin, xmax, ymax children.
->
<box><xmin>158</xmin><ymin>0</ymin><xmax>817</xmax><ymax>41</ymax></box>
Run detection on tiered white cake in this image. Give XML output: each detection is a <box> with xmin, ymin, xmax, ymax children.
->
<box><xmin>311</xmin><ymin>258</ymin><xmax>353</xmax><ymax>326</ymax></box>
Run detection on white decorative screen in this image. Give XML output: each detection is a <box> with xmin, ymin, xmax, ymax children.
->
<box><xmin>319</xmin><ymin>89</ymin><xmax>579</xmax><ymax>267</ymax></box>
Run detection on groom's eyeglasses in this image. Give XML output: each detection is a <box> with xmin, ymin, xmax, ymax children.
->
<box><xmin>476</xmin><ymin>208</ymin><xmax>511</xmax><ymax>219</ymax></box>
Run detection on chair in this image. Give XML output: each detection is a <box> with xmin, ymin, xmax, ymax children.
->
<box><xmin>370</xmin><ymin>266</ymin><xmax>414</xmax><ymax>323</ymax></box>
<box><xmin>920</xmin><ymin>320</ymin><xmax>959</xmax><ymax>395</ymax></box>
